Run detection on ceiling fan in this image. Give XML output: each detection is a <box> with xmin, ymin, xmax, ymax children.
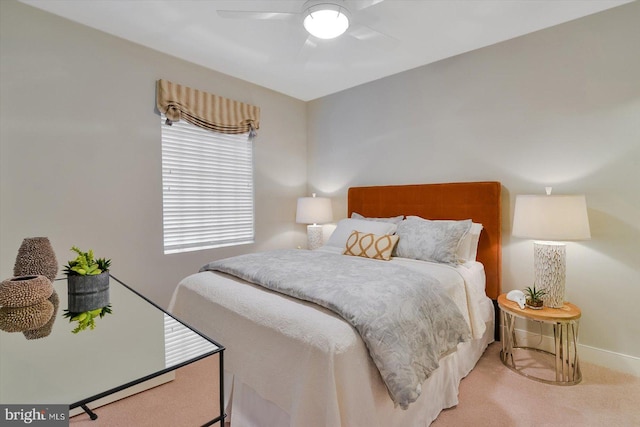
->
<box><xmin>217</xmin><ymin>0</ymin><xmax>393</xmax><ymax>52</ymax></box>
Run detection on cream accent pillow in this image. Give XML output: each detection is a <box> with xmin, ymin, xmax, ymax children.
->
<box><xmin>456</xmin><ymin>222</ymin><xmax>484</xmax><ymax>262</ymax></box>
<box><xmin>325</xmin><ymin>218</ymin><xmax>398</xmax><ymax>248</ymax></box>
<box><xmin>351</xmin><ymin>212</ymin><xmax>404</xmax><ymax>225</ymax></box>
<box><xmin>343</xmin><ymin>230</ymin><xmax>399</xmax><ymax>261</ymax></box>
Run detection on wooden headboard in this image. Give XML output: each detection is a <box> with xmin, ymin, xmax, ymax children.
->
<box><xmin>348</xmin><ymin>181</ymin><xmax>502</xmax><ymax>300</ymax></box>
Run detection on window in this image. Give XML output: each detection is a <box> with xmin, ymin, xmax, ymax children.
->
<box><xmin>161</xmin><ymin>114</ymin><xmax>254</xmax><ymax>254</ymax></box>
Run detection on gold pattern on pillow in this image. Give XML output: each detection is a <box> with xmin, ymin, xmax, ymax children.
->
<box><xmin>343</xmin><ymin>231</ymin><xmax>399</xmax><ymax>261</ymax></box>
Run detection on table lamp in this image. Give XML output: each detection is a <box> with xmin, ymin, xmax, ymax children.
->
<box><xmin>512</xmin><ymin>188</ymin><xmax>591</xmax><ymax>308</ymax></box>
<box><xmin>296</xmin><ymin>193</ymin><xmax>332</xmax><ymax>250</ymax></box>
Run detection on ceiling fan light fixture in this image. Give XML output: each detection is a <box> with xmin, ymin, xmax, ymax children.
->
<box><xmin>303</xmin><ymin>2</ymin><xmax>350</xmax><ymax>40</ymax></box>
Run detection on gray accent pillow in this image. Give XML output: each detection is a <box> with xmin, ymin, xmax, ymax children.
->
<box><xmin>396</xmin><ymin>217</ymin><xmax>472</xmax><ymax>265</ymax></box>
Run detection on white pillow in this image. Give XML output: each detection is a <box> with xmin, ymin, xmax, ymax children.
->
<box><xmin>456</xmin><ymin>222</ymin><xmax>484</xmax><ymax>262</ymax></box>
<box><xmin>325</xmin><ymin>218</ymin><xmax>398</xmax><ymax>248</ymax></box>
<box><xmin>351</xmin><ymin>212</ymin><xmax>404</xmax><ymax>225</ymax></box>
<box><xmin>396</xmin><ymin>217</ymin><xmax>472</xmax><ymax>265</ymax></box>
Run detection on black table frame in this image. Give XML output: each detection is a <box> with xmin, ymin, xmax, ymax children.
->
<box><xmin>69</xmin><ymin>275</ymin><xmax>226</xmax><ymax>426</ymax></box>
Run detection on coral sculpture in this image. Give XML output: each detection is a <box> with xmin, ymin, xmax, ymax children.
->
<box><xmin>13</xmin><ymin>237</ymin><xmax>58</xmax><ymax>281</ymax></box>
<box><xmin>0</xmin><ymin>299</ymin><xmax>55</xmax><ymax>332</ymax></box>
<box><xmin>0</xmin><ymin>275</ymin><xmax>53</xmax><ymax>307</ymax></box>
<box><xmin>23</xmin><ymin>291</ymin><xmax>59</xmax><ymax>339</ymax></box>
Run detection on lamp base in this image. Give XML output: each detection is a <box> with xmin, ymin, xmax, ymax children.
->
<box><xmin>534</xmin><ymin>241</ymin><xmax>566</xmax><ymax>308</ymax></box>
<box><xmin>307</xmin><ymin>225</ymin><xmax>323</xmax><ymax>250</ymax></box>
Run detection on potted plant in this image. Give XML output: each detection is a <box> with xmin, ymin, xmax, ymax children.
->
<box><xmin>63</xmin><ymin>247</ymin><xmax>112</xmax><ymax>332</ymax></box>
<box><xmin>63</xmin><ymin>305</ymin><xmax>112</xmax><ymax>334</ymax></box>
<box><xmin>64</xmin><ymin>246</ymin><xmax>110</xmax><ymax>277</ymax></box>
<box><xmin>524</xmin><ymin>285</ymin><xmax>546</xmax><ymax>309</ymax></box>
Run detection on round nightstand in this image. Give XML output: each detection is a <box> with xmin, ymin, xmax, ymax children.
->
<box><xmin>497</xmin><ymin>293</ymin><xmax>582</xmax><ymax>385</ymax></box>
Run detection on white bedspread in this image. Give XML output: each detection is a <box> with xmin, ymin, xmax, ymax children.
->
<box><xmin>201</xmin><ymin>249</ymin><xmax>472</xmax><ymax>408</ymax></box>
<box><xmin>169</xmin><ymin>251</ymin><xmax>493</xmax><ymax>426</ymax></box>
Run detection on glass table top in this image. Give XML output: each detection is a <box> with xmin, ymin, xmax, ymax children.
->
<box><xmin>0</xmin><ymin>275</ymin><xmax>222</xmax><ymax>407</ymax></box>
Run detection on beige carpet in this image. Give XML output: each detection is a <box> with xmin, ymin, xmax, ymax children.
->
<box><xmin>71</xmin><ymin>343</ymin><xmax>640</xmax><ymax>426</ymax></box>
<box><xmin>70</xmin><ymin>356</ymin><xmax>220</xmax><ymax>427</ymax></box>
<box><xmin>434</xmin><ymin>343</ymin><xmax>640</xmax><ymax>427</ymax></box>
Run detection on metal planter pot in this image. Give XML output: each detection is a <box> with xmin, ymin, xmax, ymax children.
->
<box><xmin>67</xmin><ymin>272</ymin><xmax>110</xmax><ymax>312</ymax></box>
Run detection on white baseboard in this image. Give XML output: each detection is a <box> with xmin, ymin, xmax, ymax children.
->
<box><xmin>504</xmin><ymin>327</ymin><xmax>640</xmax><ymax>377</ymax></box>
<box><xmin>579</xmin><ymin>344</ymin><xmax>640</xmax><ymax>377</ymax></box>
<box><xmin>69</xmin><ymin>371</ymin><xmax>176</xmax><ymax>417</ymax></box>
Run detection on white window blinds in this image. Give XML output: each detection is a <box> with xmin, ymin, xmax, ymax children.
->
<box><xmin>164</xmin><ymin>314</ymin><xmax>218</xmax><ymax>367</ymax></box>
<box><xmin>161</xmin><ymin>114</ymin><xmax>254</xmax><ymax>254</ymax></box>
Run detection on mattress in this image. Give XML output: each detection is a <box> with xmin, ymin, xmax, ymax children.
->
<box><xmin>169</xmin><ymin>250</ymin><xmax>494</xmax><ymax>426</ymax></box>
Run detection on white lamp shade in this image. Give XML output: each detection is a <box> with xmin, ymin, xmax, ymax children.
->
<box><xmin>512</xmin><ymin>194</ymin><xmax>591</xmax><ymax>241</ymax></box>
<box><xmin>303</xmin><ymin>2</ymin><xmax>350</xmax><ymax>39</ymax></box>
<box><xmin>296</xmin><ymin>196</ymin><xmax>332</xmax><ymax>225</ymax></box>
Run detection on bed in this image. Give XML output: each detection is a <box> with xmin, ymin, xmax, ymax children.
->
<box><xmin>169</xmin><ymin>181</ymin><xmax>502</xmax><ymax>426</ymax></box>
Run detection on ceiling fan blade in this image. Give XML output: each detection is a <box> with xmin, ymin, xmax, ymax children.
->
<box><xmin>348</xmin><ymin>23</ymin><xmax>397</xmax><ymax>44</ymax></box>
<box><xmin>217</xmin><ymin>10</ymin><xmax>297</xmax><ymax>20</ymax></box>
<box><xmin>349</xmin><ymin>0</ymin><xmax>385</xmax><ymax>11</ymax></box>
<box><xmin>296</xmin><ymin>36</ymin><xmax>318</xmax><ymax>63</ymax></box>
<box><xmin>266</xmin><ymin>21</ymin><xmax>316</xmax><ymax>66</ymax></box>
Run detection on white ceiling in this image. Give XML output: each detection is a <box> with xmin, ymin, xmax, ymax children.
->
<box><xmin>20</xmin><ymin>0</ymin><xmax>631</xmax><ymax>101</ymax></box>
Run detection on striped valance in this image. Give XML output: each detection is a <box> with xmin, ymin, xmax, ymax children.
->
<box><xmin>156</xmin><ymin>79</ymin><xmax>260</xmax><ymax>137</ymax></box>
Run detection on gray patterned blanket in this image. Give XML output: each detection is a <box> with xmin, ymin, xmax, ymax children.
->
<box><xmin>201</xmin><ymin>249</ymin><xmax>470</xmax><ymax>408</ymax></box>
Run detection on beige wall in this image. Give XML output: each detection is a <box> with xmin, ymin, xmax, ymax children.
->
<box><xmin>308</xmin><ymin>3</ymin><xmax>640</xmax><ymax>366</ymax></box>
<box><xmin>1</xmin><ymin>0</ymin><xmax>638</xmax><ymax>372</ymax></box>
<box><xmin>0</xmin><ymin>1</ymin><xmax>308</xmax><ymax>307</ymax></box>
